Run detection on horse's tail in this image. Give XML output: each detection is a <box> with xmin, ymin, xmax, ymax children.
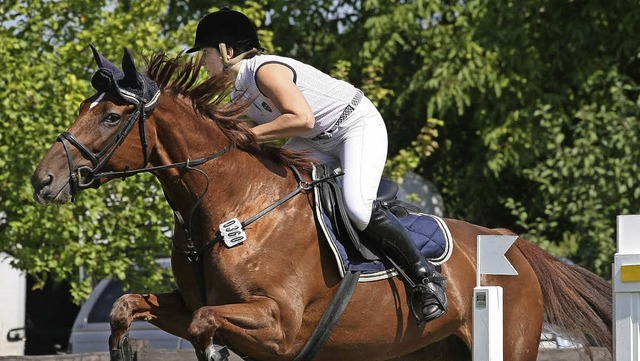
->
<box><xmin>513</xmin><ymin>237</ymin><xmax>612</xmax><ymax>351</ymax></box>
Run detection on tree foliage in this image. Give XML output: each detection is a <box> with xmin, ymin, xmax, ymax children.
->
<box><xmin>0</xmin><ymin>0</ymin><xmax>277</xmax><ymax>302</ymax></box>
<box><xmin>1</xmin><ymin>0</ymin><xmax>197</xmax><ymax>302</ymax></box>
<box><xmin>2</xmin><ymin>0</ymin><xmax>638</xmax><ymax>301</ymax></box>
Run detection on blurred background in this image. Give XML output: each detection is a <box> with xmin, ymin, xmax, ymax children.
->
<box><xmin>1</xmin><ymin>0</ymin><xmax>639</xmax><ymax>355</ymax></box>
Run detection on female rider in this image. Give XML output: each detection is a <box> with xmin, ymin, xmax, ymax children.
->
<box><xmin>187</xmin><ymin>7</ymin><xmax>447</xmax><ymax>324</ymax></box>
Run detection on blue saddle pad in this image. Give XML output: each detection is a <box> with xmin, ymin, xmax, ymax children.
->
<box><xmin>315</xmin><ymin>200</ymin><xmax>454</xmax><ymax>282</ymax></box>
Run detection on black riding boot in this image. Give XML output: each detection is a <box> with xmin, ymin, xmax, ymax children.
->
<box><xmin>363</xmin><ymin>202</ymin><xmax>448</xmax><ymax>323</ymax></box>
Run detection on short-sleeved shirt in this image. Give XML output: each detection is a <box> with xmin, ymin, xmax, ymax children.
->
<box><xmin>232</xmin><ymin>54</ymin><xmax>359</xmax><ymax>139</ymax></box>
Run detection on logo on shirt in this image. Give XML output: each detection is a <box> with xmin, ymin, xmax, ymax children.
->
<box><xmin>261</xmin><ymin>101</ymin><xmax>273</xmax><ymax>113</ymax></box>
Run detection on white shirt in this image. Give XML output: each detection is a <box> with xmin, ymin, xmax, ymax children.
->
<box><xmin>232</xmin><ymin>54</ymin><xmax>359</xmax><ymax>139</ymax></box>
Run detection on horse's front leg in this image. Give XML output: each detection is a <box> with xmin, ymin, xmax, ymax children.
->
<box><xmin>189</xmin><ymin>297</ymin><xmax>300</xmax><ymax>361</ymax></box>
<box><xmin>109</xmin><ymin>290</ymin><xmax>193</xmax><ymax>361</ymax></box>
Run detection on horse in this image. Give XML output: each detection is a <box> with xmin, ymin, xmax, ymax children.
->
<box><xmin>31</xmin><ymin>46</ymin><xmax>612</xmax><ymax>361</ymax></box>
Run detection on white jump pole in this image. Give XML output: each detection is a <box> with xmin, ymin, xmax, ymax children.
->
<box><xmin>473</xmin><ymin>235</ymin><xmax>518</xmax><ymax>361</ymax></box>
<box><xmin>614</xmin><ymin>215</ymin><xmax>640</xmax><ymax>361</ymax></box>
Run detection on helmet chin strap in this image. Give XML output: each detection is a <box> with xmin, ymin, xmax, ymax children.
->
<box><xmin>219</xmin><ymin>43</ymin><xmax>259</xmax><ymax>72</ymax></box>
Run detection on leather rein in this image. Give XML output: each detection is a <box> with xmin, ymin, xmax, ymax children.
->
<box><xmin>58</xmin><ymin>91</ymin><xmax>354</xmax><ymax>361</ymax></box>
<box><xmin>56</xmin><ymin>90</ymin><xmax>339</xmax><ymax>299</ymax></box>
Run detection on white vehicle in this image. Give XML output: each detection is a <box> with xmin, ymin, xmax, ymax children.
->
<box><xmin>0</xmin><ymin>252</ymin><xmax>26</xmax><ymax>356</ymax></box>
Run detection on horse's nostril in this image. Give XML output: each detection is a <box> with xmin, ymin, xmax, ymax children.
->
<box><xmin>31</xmin><ymin>172</ymin><xmax>53</xmax><ymax>191</ymax></box>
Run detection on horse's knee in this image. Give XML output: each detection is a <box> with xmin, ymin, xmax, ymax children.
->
<box><xmin>188</xmin><ymin>307</ymin><xmax>221</xmax><ymax>349</ymax></box>
<box><xmin>188</xmin><ymin>302</ymin><xmax>297</xmax><ymax>357</ymax></box>
<box><xmin>109</xmin><ymin>294</ymin><xmax>140</xmax><ymax>331</ymax></box>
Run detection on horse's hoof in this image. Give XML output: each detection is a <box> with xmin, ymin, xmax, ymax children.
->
<box><xmin>204</xmin><ymin>344</ymin><xmax>230</xmax><ymax>361</ymax></box>
<box><xmin>109</xmin><ymin>334</ymin><xmax>134</xmax><ymax>361</ymax></box>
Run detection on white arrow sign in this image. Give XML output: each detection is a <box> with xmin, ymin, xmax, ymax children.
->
<box><xmin>477</xmin><ymin>235</ymin><xmax>518</xmax><ymax>287</ymax></box>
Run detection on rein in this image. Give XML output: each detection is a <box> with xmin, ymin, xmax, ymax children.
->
<box><xmin>57</xmin><ymin>86</ymin><xmax>341</xmax><ymax>305</ymax></box>
<box><xmin>60</xmin><ymin>82</ymin><xmax>350</xmax><ymax>361</ymax></box>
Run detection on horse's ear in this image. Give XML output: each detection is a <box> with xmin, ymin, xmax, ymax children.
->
<box><xmin>90</xmin><ymin>44</ymin><xmax>120</xmax><ymax>73</ymax></box>
<box><xmin>90</xmin><ymin>44</ymin><xmax>105</xmax><ymax>67</ymax></box>
<box><xmin>121</xmin><ymin>48</ymin><xmax>142</xmax><ymax>88</ymax></box>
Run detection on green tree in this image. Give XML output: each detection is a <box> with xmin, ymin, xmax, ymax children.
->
<box><xmin>2</xmin><ymin>0</ymin><xmax>194</xmax><ymax>302</ymax></box>
<box><xmin>356</xmin><ymin>0</ymin><xmax>640</xmax><ymax>277</ymax></box>
<box><xmin>0</xmin><ymin>0</ymin><xmax>279</xmax><ymax>302</ymax></box>
<box><xmin>3</xmin><ymin>0</ymin><xmax>639</xmax><ymax>303</ymax></box>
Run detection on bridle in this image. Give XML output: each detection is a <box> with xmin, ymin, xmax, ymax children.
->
<box><xmin>57</xmin><ymin>90</ymin><xmax>231</xmax><ymax>194</ymax></box>
<box><xmin>58</xmin><ymin>90</ymin><xmax>156</xmax><ymax>193</ymax></box>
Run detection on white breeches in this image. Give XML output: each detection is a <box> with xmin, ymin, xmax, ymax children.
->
<box><xmin>285</xmin><ymin>97</ymin><xmax>388</xmax><ymax>230</ymax></box>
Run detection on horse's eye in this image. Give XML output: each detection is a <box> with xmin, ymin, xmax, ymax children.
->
<box><xmin>102</xmin><ymin>112</ymin><xmax>121</xmax><ymax>126</ymax></box>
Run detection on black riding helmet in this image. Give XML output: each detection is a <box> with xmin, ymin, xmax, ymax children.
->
<box><xmin>186</xmin><ymin>7</ymin><xmax>262</xmax><ymax>55</ymax></box>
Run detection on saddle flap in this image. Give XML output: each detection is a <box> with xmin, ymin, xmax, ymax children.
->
<box><xmin>315</xmin><ymin>165</ymin><xmax>379</xmax><ymax>261</ymax></box>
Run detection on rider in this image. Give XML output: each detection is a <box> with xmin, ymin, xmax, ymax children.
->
<box><xmin>186</xmin><ymin>7</ymin><xmax>447</xmax><ymax>324</ymax></box>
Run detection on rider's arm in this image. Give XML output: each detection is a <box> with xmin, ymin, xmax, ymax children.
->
<box><xmin>249</xmin><ymin>63</ymin><xmax>315</xmax><ymax>141</ymax></box>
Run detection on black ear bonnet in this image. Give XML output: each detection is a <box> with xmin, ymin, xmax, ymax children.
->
<box><xmin>89</xmin><ymin>44</ymin><xmax>160</xmax><ymax>111</ymax></box>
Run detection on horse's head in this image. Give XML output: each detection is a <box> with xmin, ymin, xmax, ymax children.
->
<box><xmin>32</xmin><ymin>45</ymin><xmax>161</xmax><ymax>204</ymax></box>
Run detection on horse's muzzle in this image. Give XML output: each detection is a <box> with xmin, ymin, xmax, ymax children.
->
<box><xmin>31</xmin><ymin>168</ymin><xmax>73</xmax><ymax>204</ymax></box>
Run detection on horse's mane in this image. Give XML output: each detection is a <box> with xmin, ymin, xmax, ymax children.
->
<box><xmin>144</xmin><ymin>51</ymin><xmax>313</xmax><ymax>172</ymax></box>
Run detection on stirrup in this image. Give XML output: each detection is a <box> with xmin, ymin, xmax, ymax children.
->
<box><xmin>408</xmin><ymin>278</ymin><xmax>448</xmax><ymax>326</ymax></box>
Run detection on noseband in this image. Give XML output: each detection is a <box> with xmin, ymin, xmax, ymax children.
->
<box><xmin>57</xmin><ymin>90</ymin><xmax>231</xmax><ymax>194</ymax></box>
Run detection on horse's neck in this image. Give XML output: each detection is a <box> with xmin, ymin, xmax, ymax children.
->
<box><xmin>150</xmin><ymin>97</ymin><xmax>296</xmax><ymax>240</ymax></box>
<box><xmin>150</xmin><ymin>97</ymin><xmax>225</xmax><ymax>168</ymax></box>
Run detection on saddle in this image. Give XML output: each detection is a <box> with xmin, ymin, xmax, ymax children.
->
<box><xmin>314</xmin><ymin>164</ymin><xmax>421</xmax><ymax>261</ymax></box>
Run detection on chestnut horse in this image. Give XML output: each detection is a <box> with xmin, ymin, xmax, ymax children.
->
<box><xmin>32</xmin><ymin>47</ymin><xmax>612</xmax><ymax>361</ymax></box>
